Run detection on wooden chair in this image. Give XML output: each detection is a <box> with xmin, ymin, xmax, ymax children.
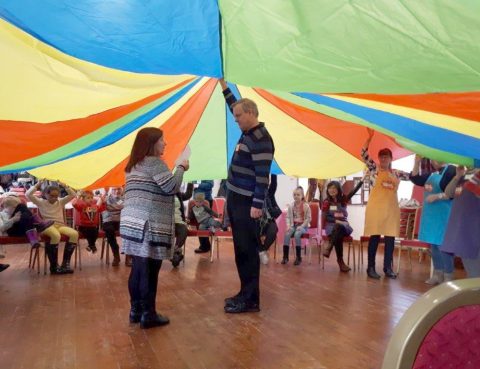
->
<box><xmin>381</xmin><ymin>278</ymin><xmax>480</xmax><ymax>369</ymax></box>
<box><xmin>395</xmin><ymin>207</ymin><xmax>426</xmax><ymax>274</ymax></box>
<box><xmin>210</xmin><ymin>197</ymin><xmax>232</xmax><ymax>262</ymax></box>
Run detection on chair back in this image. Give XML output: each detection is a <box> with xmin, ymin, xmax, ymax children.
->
<box><xmin>381</xmin><ymin>278</ymin><xmax>480</xmax><ymax>369</ymax></box>
<box><xmin>308</xmin><ymin>202</ymin><xmax>319</xmax><ymax>235</ymax></box>
<box><xmin>212</xmin><ymin>197</ymin><xmax>226</xmax><ymax>221</ymax></box>
<box><xmin>399</xmin><ymin>207</ymin><xmax>419</xmax><ymax>239</ymax></box>
<box><xmin>308</xmin><ymin>202</ymin><xmax>319</xmax><ymax>228</ymax></box>
<box><xmin>72</xmin><ymin>207</ymin><xmax>81</xmax><ymax>228</ymax></box>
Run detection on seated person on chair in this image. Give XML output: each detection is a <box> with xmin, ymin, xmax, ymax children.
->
<box><xmin>281</xmin><ymin>186</ymin><xmax>311</xmax><ymax>266</ymax></box>
<box><xmin>102</xmin><ymin>186</ymin><xmax>124</xmax><ymax>266</ymax></box>
<box><xmin>26</xmin><ymin>180</ymin><xmax>79</xmax><ymax>275</ymax></box>
<box><xmin>321</xmin><ymin>179</ymin><xmax>364</xmax><ymax>272</ymax></box>
<box><xmin>0</xmin><ymin>195</ymin><xmax>54</xmax><ymax>248</ymax></box>
<box><xmin>0</xmin><ymin>195</ymin><xmax>54</xmax><ymax>272</ymax></box>
<box><xmin>188</xmin><ymin>192</ymin><xmax>225</xmax><ymax>234</ymax></box>
<box><xmin>172</xmin><ymin>182</ymin><xmax>193</xmax><ymax>268</ymax></box>
<box><xmin>72</xmin><ymin>190</ymin><xmax>105</xmax><ymax>254</ymax></box>
<box><xmin>193</xmin><ymin>180</ymin><xmax>214</xmax><ymax>254</ymax></box>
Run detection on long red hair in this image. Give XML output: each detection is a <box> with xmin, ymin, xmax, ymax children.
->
<box><xmin>125</xmin><ymin>127</ymin><xmax>163</xmax><ymax>173</ymax></box>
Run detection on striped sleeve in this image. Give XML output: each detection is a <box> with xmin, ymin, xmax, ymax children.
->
<box><xmin>222</xmin><ymin>87</ymin><xmax>237</xmax><ymax>113</ymax></box>
<box><xmin>151</xmin><ymin>159</ymin><xmax>184</xmax><ymax>195</ymax></box>
<box><xmin>247</xmin><ymin>130</ymin><xmax>274</xmax><ymax>209</ymax></box>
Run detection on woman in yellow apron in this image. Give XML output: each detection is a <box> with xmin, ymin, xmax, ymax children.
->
<box><xmin>362</xmin><ymin>130</ymin><xmax>410</xmax><ymax>279</ymax></box>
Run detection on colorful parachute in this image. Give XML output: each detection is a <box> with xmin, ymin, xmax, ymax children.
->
<box><xmin>1</xmin><ymin>1</ymin><xmax>479</xmax><ymax>188</ymax></box>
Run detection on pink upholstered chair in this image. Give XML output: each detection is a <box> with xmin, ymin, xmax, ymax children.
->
<box><xmin>382</xmin><ymin>278</ymin><xmax>480</xmax><ymax>369</ymax></box>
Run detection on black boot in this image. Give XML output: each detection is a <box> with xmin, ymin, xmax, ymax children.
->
<box><xmin>60</xmin><ymin>242</ymin><xmax>76</xmax><ymax>274</ymax></box>
<box><xmin>338</xmin><ymin>258</ymin><xmax>351</xmax><ymax>272</ymax></box>
<box><xmin>383</xmin><ymin>268</ymin><xmax>397</xmax><ymax>279</ymax></box>
<box><xmin>45</xmin><ymin>243</ymin><xmax>65</xmax><ymax>274</ymax></box>
<box><xmin>129</xmin><ymin>300</ymin><xmax>142</xmax><ymax>323</ymax></box>
<box><xmin>294</xmin><ymin>246</ymin><xmax>302</xmax><ymax>265</ymax></box>
<box><xmin>281</xmin><ymin>245</ymin><xmax>289</xmax><ymax>264</ymax></box>
<box><xmin>171</xmin><ymin>251</ymin><xmax>184</xmax><ymax>268</ymax></box>
<box><xmin>367</xmin><ymin>266</ymin><xmax>381</xmax><ymax>279</ymax></box>
<box><xmin>322</xmin><ymin>240</ymin><xmax>334</xmax><ymax>258</ymax></box>
<box><xmin>140</xmin><ymin>300</ymin><xmax>170</xmax><ymax>329</ymax></box>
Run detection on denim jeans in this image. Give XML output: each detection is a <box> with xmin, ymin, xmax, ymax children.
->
<box><xmin>283</xmin><ymin>226</ymin><xmax>307</xmax><ymax>247</ymax></box>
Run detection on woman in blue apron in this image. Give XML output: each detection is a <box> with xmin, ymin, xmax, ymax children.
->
<box><xmin>410</xmin><ymin>156</ymin><xmax>456</xmax><ymax>285</ymax></box>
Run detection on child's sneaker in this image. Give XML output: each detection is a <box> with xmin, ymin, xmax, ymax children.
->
<box><xmin>209</xmin><ymin>226</ymin><xmax>216</xmax><ymax>234</ymax></box>
<box><xmin>86</xmin><ymin>246</ymin><xmax>92</xmax><ymax>252</ymax></box>
<box><xmin>259</xmin><ymin>251</ymin><xmax>269</xmax><ymax>265</ymax></box>
<box><xmin>90</xmin><ymin>245</ymin><xmax>98</xmax><ymax>254</ymax></box>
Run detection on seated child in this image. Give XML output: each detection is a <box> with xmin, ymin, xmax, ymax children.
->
<box><xmin>0</xmin><ymin>195</ymin><xmax>54</xmax><ymax>248</ymax></box>
<box><xmin>26</xmin><ymin>180</ymin><xmax>79</xmax><ymax>274</ymax></box>
<box><xmin>102</xmin><ymin>187</ymin><xmax>124</xmax><ymax>266</ymax></box>
<box><xmin>72</xmin><ymin>190</ymin><xmax>105</xmax><ymax>253</ymax></box>
<box><xmin>281</xmin><ymin>186</ymin><xmax>311</xmax><ymax>266</ymax></box>
<box><xmin>188</xmin><ymin>192</ymin><xmax>225</xmax><ymax>233</ymax></box>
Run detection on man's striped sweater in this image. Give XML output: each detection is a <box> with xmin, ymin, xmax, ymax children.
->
<box><xmin>223</xmin><ymin>88</ymin><xmax>275</xmax><ymax>209</ymax></box>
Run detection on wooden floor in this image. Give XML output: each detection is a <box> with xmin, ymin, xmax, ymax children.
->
<box><xmin>0</xmin><ymin>239</ymin><xmax>463</xmax><ymax>369</ymax></box>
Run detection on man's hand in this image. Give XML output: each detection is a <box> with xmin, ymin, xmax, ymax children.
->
<box><xmin>219</xmin><ymin>77</ymin><xmax>228</xmax><ymax>91</ymax></box>
<box><xmin>250</xmin><ymin>207</ymin><xmax>262</xmax><ymax>219</ymax></box>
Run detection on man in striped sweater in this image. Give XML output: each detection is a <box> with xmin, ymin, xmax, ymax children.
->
<box><xmin>219</xmin><ymin>78</ymin><xmax>275</xmax><ymax>314</ymax></box>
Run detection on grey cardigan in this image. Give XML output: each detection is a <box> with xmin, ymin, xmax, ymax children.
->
<box><xmin>120</xmin><ymin>156</ymin><xmax>184</xmax><ymax>259</ymax></box>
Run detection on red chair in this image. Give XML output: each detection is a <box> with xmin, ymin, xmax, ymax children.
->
<box><xmin>381</xmin><ymin>278</ymin><xmax>480</xmax><ymax>369</ymax></box>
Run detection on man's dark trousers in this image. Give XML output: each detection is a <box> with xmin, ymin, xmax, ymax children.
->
<box><xmin>227</xmin><ymin>191</ymin><xmax>260</xmax><ymax>305</ymax></box>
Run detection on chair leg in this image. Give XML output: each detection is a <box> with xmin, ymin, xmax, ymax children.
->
<box><xmin>396</xmin><ymin>245</ymin><xmax>402</xmax><ymax>274</ymax></box>
<box><xmin>105</xmin><ymin>240</ymin><xmax>110</xmax><ymax>265</ymax></box>
<box><xmin>216</xmin><ymin>238</ymin><xmax>220</xmax><ymax>260</ymax></box>
<box><xmin>273</xmin><ymin>239</ymin><xmax>277</xmax><ymax>261</ymax></box>
<box><xmin>308</xmin><ymin>240</ymin><xmax>312</xmax><ymax>264</ymax></box>
<box><xmin>347</xmin><ymin>241</ymin><xmax>355</xmax><ymax>271</ymax></box>
<box><xmin>319</xmin><ymin>240</ymin><xmax>324</xmax><ymax>269</ymax></box>
<box><xmin>29</xmin><ymin>247</ymin><xmax>34</xmax><ymax>268</ymax></box>
<box><xmin>44</xmin><ymin>248</ymin><xmax>47</xmax><ymax>275</ymax></box>
<box><xmin>100</xmin><ymin>237</ymin><xmax>105</xmax><ymax>260</ymax></box>
<box><xmin>36</xmin><ymin>247</ymin><xmax>40</xmax><ymax>274</ymax></box>
<box><xmin>210</xmin><ymin>236</ymin><xmax>214</xmax><ymax>263</ymax></box>
<box><xmin>74</xmin><ymin>243</ymin><xmax>77</xmax><ymax>269</ymax></box>
<box><xmin>78</xmin><ymin>242</ymin><xmax>82</xmax><ymax>270</ymax></box>
<box><xmin>408</xmin><ymin>248</ymin><xmax>412</xmax><ymax>270</ymax></box>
